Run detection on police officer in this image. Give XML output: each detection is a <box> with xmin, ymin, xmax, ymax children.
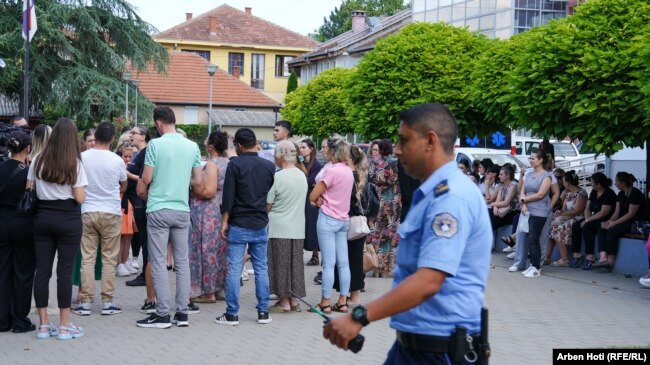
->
<box><xmin>323</xmin><ymin>103</ymin><xmax>492</xmax><ymax>364</ymax></box>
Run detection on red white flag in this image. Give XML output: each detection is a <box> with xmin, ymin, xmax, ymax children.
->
<box><xmin>22</xmin><ymin>0</ymin><xmax>37</xmax><ymax>42</ymax></box>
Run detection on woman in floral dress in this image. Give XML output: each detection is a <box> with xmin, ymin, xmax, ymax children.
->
<box><xmin>366</xmin><ymin>139</ymin><xmax>401</xmax><ymax>277</ymax></box>
<box><xmin>189</xmin><ymin>131</ymin><xmax>230</xmax><ymax>302</ymax></box>
<box><xmin>547</xmin><ymin>170</ymin><xmax>588</xmax><ymax>267</ymax></box>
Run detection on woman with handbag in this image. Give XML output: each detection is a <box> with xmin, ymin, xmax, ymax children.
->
<box><xmin>0</xmin><ymin>128</ymin><xmax>36</xmax><ymax>333</ymax></box>
<box><xmin>334</xmin><ymin>145</ymin><xmax>369</xmax><ymax>307</ymax></box>
<box><xmin>29</xmin><ymin>118</ymin><xmax>88</xmax><ymax>340</ymax></box>
<box><xmin>309</xmin><ymin>136</ymin><xmax>354</xmax><ymax>314</ymax></box>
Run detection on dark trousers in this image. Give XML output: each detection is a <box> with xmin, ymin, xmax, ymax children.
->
<box><xmin>126</xmin><ymin>189</ymin><xmax>145</xmax><ymax>258</ymax></box>
<box><xmin>33</xmin><ymin>200</ymin><xmax>82</xmax><ymax>309</ymax></box>
<box><xmin>528</xmin><ymin>216</ymin><xmax>548</xmax><ymax>269</ymax></box>
<box><xmin>571</xmin><ymin>218</ymin><xmax>603</xmax><ymax>255</ymax></box>
<box><xmin>334</xmin><ymin>236</ymin><xmax>366</xmax><ymax>292</ymax></box>
<box><xmin>510</xmin><ymin>213</ymin><xmax>520</xmax><ymax>235</ymax></box>
<box><xmin>0</xmin><ymin>214</ymin><xmax>36</xmax><ymax>331</ymax></box>
<box><xmin>384</xmin><ymin>340</ymin><xmax>475</xmax><ymax>365</ymax></box>
<box><xmin>488</xmin><ymin>209</ymin><xmax>515</xmax><ymax>231</ymax></box>
<box><xmin>598</xmin><ymin>222</ymin><xmax>634</xmax><ymax>256</ymax></box>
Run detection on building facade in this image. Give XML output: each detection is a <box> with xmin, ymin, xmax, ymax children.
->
<box><xmin>155</xmin><ymin>5</ymin><xmax>319</xmax><ymax>103</ymax></box>
<box><xmin>412</xmin><ymin>0</ymin><xmax>568</xmax><ymax>39</ymax></box>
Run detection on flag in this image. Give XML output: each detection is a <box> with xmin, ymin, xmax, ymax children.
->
<box><xmin>22</xmin><ymin>0</ymin><xmax>37</xmax><ymax>42</ymax></box>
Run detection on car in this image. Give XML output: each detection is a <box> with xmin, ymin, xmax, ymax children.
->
<box><xmin>259</xmin><ymin>140</ymin><xmax>277</xmax><ymax>150</ymax></box>
<box><xmin>513</xmin><ymin>139</ymin><xmax>605</xmax><ymax>175</ymax></box>
<box><xmin>455</xmin><ymin>147</ymin><xmax>527</xmax><ymax>178</ymax></box>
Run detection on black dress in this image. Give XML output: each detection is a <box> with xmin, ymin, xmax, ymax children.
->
<box><xmin>334</xmin><ymin>171</ymin><xmax>365</xmax><ymax>292</ymax></box>
<box><xmin>304</xmin><ymin>159</ymin><xmax>323</xmax><ymax>251</ymax></box>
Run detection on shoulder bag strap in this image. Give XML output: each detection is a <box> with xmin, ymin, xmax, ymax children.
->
<box><xmin>0</xmin><ymin>163</ymin><xmax>26</xmax><ymax>195</ymax></box>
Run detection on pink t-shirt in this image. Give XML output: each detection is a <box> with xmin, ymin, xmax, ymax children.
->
<box><xmin>320</xmin><ymin>162</ymin><xmax>354</xmax><ymax>220</ymax></box>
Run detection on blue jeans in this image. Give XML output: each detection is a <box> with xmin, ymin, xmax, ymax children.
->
<box><xmin>225</xmin><ymin>225</ymin><xmax>270</xmax><ymax>315</ymax></box>
<box><xmin>317</xmin><ymin>211</ymin><xmax>350</xmax><ymax>299</ymax></box>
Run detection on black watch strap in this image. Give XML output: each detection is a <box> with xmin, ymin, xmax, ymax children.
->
<box><xmin>352</xmin><ymin>305</ymin><xmax>369</xmax><ymax>327</ymax></box>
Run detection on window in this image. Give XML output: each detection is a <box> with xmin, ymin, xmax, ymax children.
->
<box><xmin>228</xmin><ymin>53</ymin><xmax>244</xmax><ymax>77</ymax></box>
<box><xmin>183</xmin><ymin>107</ymin><xmax>199</xmax><ymax>125</ymax></box>
<box><xmin>275</xmin><ymin>55</ymin><xmax>294</xmax><ymax>77</ymax></box>
<box><xmin>181</xmin><ymin>49</ymin><xmax>210</xmax><ymax>61</ymax></box>
<box><xmin>251</xmin><ymin>53</ymin><xmax>265</xmax><ymax>89</ymax></box>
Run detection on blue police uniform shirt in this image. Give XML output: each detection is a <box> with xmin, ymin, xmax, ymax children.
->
<box><xmin>390</xmin><ymin>160</ymin><xmax>492</xmax><ymax>336</ymax></box>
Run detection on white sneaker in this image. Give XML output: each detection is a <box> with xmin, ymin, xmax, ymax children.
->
<box><xmin>508</xmin><ymin>265</ymin><xmax>522</xmax><ymax>272</ymax></box>
<box><xmin>523</xmin><ymin>267</ymin><xmax>541</xmax><ymax>278</ymax></box>
<box><xmin>506</xmin><ymin>252</ymin><xmax>516</xmax><ymax>259</ymax></box>
<box><xmin>521</xmin><ymin>266</ymin><xmax>534</xmax><ymax>276</ymax></box>
<box><xmin>241</xmin><ymin>271</ymin><xmax>249</xmax><ymax>281</ymax></box>
<box><xmin>126</xmin><ymin>262</ymin><xmax>138</xmax><ymax>274</ymax></box>
<box><xmin>129</xmin><ymin>257</ymin><xmax>140</xmax><ymax>270</ymax></box>
<box><xmin>116</xmin><ymin>263</ymin><xmax>131</xmax><ymax>277</ymax></box>
<box><xmin>639</xmin><ymin>277</ymin><xmax>650</xmax><ymax>288</ymax></box>
<box><xmin>246</xmin><ymin>269</ymin><xmax>255</xmax><ymax>275</ymax></box>
<box><xmin>502</xmin><ymin>246</ymin><xmax>514</xmax><ymax>253</ymax></box>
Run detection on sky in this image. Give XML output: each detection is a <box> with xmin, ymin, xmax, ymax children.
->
<box><xmin>127</xmin><ymin>0</ymin><xmax>345</xmax><ymax>36</ymax></box>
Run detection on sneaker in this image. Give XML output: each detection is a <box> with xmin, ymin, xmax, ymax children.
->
<box><xmin>523</xmin><ymin>267</ymin><xmax>541</xmax><ymax>278</ymax></box>
<box><xmin>241</xmin><ymin>271</ymin><xmax>250</xmax><ymax>281</ymax></box>
<box><xmin>187</xmin><ymin>302</ymin><xmax>200</xmax><ymax>314</ymax></box>
<box><xmin>506</xmin><ymin>252</ymin><xmax>516</xmax><ymax>259</ymax></box>
<box><xmin>314</xmin><ymin>271</ymin><xmax>322</xmax><ymax>285</ymax></box>
<box><xmin>140</xmin><ymin>300</ymin><xmax>156</xmax><ymax>314</ymax></box>
<box><xmin>72</xmin><ymin>302</ymin><xmax>91</xmax><ymax>316</ymax></box>
<box><xmin>502</xmin><ymin>246</ymin><xmax>514</xmax><ymax>253</ymax></box>
<box><xmin>101</xmin><ymin>302</ymin><xmax>122</xmax><ymax>315</ymax></box>
<box><xmin>521</xmin><ymin>266</ymin><xmax>534</xmax><ymax>276</ymax></box>
<box><xmin>116</xmin><ymin>263</ymin><xmax>131</xmax><ymax>277</ymax></box>
<box><xmin>643</xmin><ymin>270</ymin><xmax>650</xmax><ymax>280</ymax></box>
<box><xmin>214</xmin><ymin>313</ymin><xmax>239</xmax><ymax>326</ymax></box>
<box><xmin>172</xmin><ymin>312</ymin><xmax>189</xmax><ymax>327</ymax></box>
<box><xmin>639</xmin><ymin>277</ymin><xmax>650</xmax><ymax>288</ymax></box>
<box><xmin>508</xmin><ymin>265</ymin><xmax>523</xmax><ymax>272</ymax></box>
<box><xmin>129</xmin><ymin>257</ymin><xmax>141</xmax><ymax>270</ymax></box>
<box><xmin>57</xmin><ymin>324</ymin><xmax>84</xmax><ymax>340</ymax></box>
<box><xmin>257</xmin><ymin>312</ymin><xmax>272</xmax><ymax>324</ymax></box>
<box><xmin>126</xmin><ymin>263</ymin><xmax>138</xmax><ymax>274</ymax></box>
<box><xmin>136</xmin><ymin>313</ymin><xmax>171</xmax><ymax>329</ymax></box>
<box><xmin>126</xmin><ymin>274</ymin><xmax>146</xmax><ymax>287</ymax></box>
<box><xmin>35</xmin><ymin>322</ymin><xmax>59</xmax><ymax>339</ymax></box>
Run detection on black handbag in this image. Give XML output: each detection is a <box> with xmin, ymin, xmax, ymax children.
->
<box><xmin>362</xmin><ymin>182</ymin><xmax>380</xmax><ymax>218</ymax></box>
<box><xmin>17</xmin><ymin>188</ymin><xmax>38</xmax><ymax>214</ymax></box>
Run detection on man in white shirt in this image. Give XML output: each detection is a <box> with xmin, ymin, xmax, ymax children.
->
<box><xmin>74</xmin><ymin>122</ymin><xmax>127</xmax><ymax>316</ymax></box>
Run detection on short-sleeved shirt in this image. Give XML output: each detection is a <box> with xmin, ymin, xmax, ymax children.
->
<box><xmin>617</xmin><ymin>188</ymin><xmax>648</xmax><ymax>222</ymax></box>
<box><xmin>81</xmin><ymin>149</ymin><xmax>127</xmax><ymax>215</ymax></box>
<box><xmin>267</xmin><ymin>167</ymin><xmax>308</xmax><ymax>239</ymax></box>
<box><xmin>523</xmin><ymin>169</ymin><xmax>553</xmax><ymax>217</ymax></box>
<box><xmin>391</xmin><ymin>161</ymin><xmax>492</xmax><ymax>336</ymax></box>
<box><xmin>144</xmin><ymin>133</ymin><xmax>202</xmax><ymax>213</ymax></box>
<box><xmin>588</xmin><ymin>188</ymin><xmax>616</xmax><ymax>220</ymax></box>
<box><xmin>319</xmin><ymin>162</ymin><xmax>354</xmax><ymax>221</ymax></box>
<box><xmin>27</xmin><ymin>158</ymin><xmax>88</xmax><ymax>201</ymax></box>
<box><xmin>127</xmin><ymin>146</ymin><xmax>146</xmax><ymax>190</ymax></box>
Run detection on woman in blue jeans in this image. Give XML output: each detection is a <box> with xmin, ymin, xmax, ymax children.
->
<box><xmin>518</xmin><ymin>149</ymin><xmax>553</xmax><ymax>278</ymax></box>
<box><xmin>309</xmin><ymin>136</ymin><xmax>354</xmax><ymax>314</ymax></box>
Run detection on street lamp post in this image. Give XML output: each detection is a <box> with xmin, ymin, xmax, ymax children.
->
<box><xmin>122</xmin><ymin>72</ymin><xmax>132</xmax><ymax>122</ymax></box>
<box><xmin>206</xmin><ymin>63</ymin><xmax>217</xmax><ymax>135</ymax></box>
<box><xmin>132</xmin><ymin>79</ymin><xmax>141</xmax><ymax>126</ymax></box>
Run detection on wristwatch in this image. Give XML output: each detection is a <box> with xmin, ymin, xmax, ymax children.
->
<box><xmin>351</xmin><ymin>305</ymin><xmax>369</xmax><ymax>327</ymax></box>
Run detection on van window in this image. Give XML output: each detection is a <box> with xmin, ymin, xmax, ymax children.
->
<box><xmin>553</xmin><ymin>143</ymin><xmax>577</xmax><ymax>157</ymax></box>
<box><xmin>526</xmin><ymin>142</ymin><xmax>540</xmax><ymax>155</ymax></box>
<box><xmin>516</xmin><ymin>142</ymin><xmax>522</xmax><ymax>155</ymax></box>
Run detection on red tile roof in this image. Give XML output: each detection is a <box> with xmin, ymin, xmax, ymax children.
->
<box><xmin>156</xmin><ymin>4</ymin><xmax>319</xmax><ymax>49</ymax></box>
<box><xmin>133</xmin><ymin>52</ymin><xmax>280</xmax><ymax>108</ymax></box>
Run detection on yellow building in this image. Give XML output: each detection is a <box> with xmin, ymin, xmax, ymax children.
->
<box><xmin>155</xmin><ymin>4</ymin><xmax>319</xmax><ymax>103</ymax></box>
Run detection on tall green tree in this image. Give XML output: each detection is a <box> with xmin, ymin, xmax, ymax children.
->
<box><xmin>286</xmin><ymin>71</ymin><xmax>298</xmax><ymax>94</ymax></box>
<box><xmin>310</xmin><ymin>0</ymin><xmax>408</xmax><ymax>42</ymax></box>
<box><xmin>504</xmin><ymin>0</ymin><xmax>650</xmax><ymax>156</ymax></box>
<box><xmin>281</xmin><ymin>68</ymin><xmax>355</xmax><ymax>139</ymax></box>
<box><xmin>347</xmin><ymin>22</ymin><xmax>493</xmax><ymax>140</ymax></box>
<box><xmin>0</xmin><ymin>0</ymin><xmax>168</xmax><ymax>124</ymax></box>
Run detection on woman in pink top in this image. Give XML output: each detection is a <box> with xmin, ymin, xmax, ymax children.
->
<box><xmin>309</xmin><ymin>136</ymin><xmax>354</xmax><ymax>314</ymax></box>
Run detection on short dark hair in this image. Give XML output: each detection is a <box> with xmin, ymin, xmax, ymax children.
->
<box><xmin>480</xmin><ymin>158</ymin><xmax>494</xmax><ymax>170</ymax></box>
<box><xmin>208</xmin><ymin>131</ymin><xmax>229</xmax><ymax>155</ymax></box>
<box><xmin>399</xmin><ymin>103</ymin><xmax>458</xmax><ymax>154</ymax></box>
<box><xmin>153</xmin><ymin>106</ymin><xmax>176</xmax><ymax>124</ymax></box>
<box><xmin>234</xmin><ymin>128</ymin><xmax>257</xmax><ymax>149</ymax></box>
<box><xmin>94</xmin><ymin>122</ymin><xmax>116</xmax><ymax>143</ymax></box>
<box><xmin>590</xmin><ymin>172</ymin><xmax>612</xmax><ymax>188</ymax></box>
<box><xmin>9</xmin><ymin>115</ymin><xmax>25</xmax><ymax>125</ymax></box>
<box><xmin>378</xmin><ymin>138</ymin><xmax>393</xmax><ymax>157</ymax></box>
<box><xmin>275</xmin><ymin>120</ymin><xmax>292</xmax><ymax>136</ymax></box>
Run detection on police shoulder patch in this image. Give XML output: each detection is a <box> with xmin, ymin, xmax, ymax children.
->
<box><xmin>432</xmin><ymin>213</ymin><xmax>458</xmax><ymax>238</ymax></box>
<box><xmin>434</xmin><ymin>180</ymin><xmax>449</xmax><ymax>198</ymax></box>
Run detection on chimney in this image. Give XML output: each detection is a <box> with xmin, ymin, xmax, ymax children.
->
<box><xmin>186</xmin><ymin>12</ymin><xmax>192</xmax><ymax>20</ymax></box>
<box><xmin>351</xmin><ymin>10</ymin><xmax>366</xmax><ymax>33</ymax></box>
<box><xmin>209</xmin><ymin>16</ymin><xmax>217</xmax><ymax>36</ymax></box>
<box><xmin>244</xmin><ymin>7</ymin><xmax>252</xmax><ymax>15</ymax></box>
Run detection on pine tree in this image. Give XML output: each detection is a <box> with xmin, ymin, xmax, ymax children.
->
<box><xmin>286</xmin><ymin>72</ymin><xmax>298</xmax><ymax>94</ymax></box>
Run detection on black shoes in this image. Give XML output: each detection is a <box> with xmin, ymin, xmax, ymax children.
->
<box><xmin>140</xmin><ymin>299</ymin><xmax>156</xmax><ymax>314</ymax></box>
<box><xmin>172</xmin><ymin>312</ymin><xmax>188</xmax><ymax>327</ymax></box>
<box><xmin>257</xmin><ymin>312</ymin><xmax>272</xmax><ymax>324</ymax></box>
<box><xmin>306</xmin><ymin>256</ymin><xmax>320</xmax><ymax>266</ymax></box>
<box><xmin>126</xmin><ymin>273</ymin><xmax>146</xmax><ymax>286</ymax></box>
<box><xmin>314</xmin><ymin>271</ymin><xmax>322</xmax><ymax>285</ymax></box>
<box><xmin>187</xmin><ymin>302</ymin><xmax>200</xmax><ymax>314</ymax></box>
<box><xmin>214</xmin><ymin>313</ymin><xmax>239</xmax><ymax>326</ymax></box>
<box><xmin>136</xmin><ymin>313</ymin><xmax>171</xmax><ymax>329</ymax></box>
<box><xmin>11</xmin><ymin>323</ymin><xmax>36</xmax><ymax>333</ymax></box>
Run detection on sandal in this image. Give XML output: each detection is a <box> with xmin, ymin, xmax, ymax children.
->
<box><xmin>500</xmin><ymin>236</ymin><xmax>515</xmax><ymax>247</ymax></box>
<box><xmin>192</xmin><ymin>295</ymin><xmax>217</xmax><ymax>303</ymax></box>
<box><xmin>551</xmin><ymin>259</ymin><xmax>569</xmax><ymax>267</ymax></box>
<box><xmin>332</xmin><ymin>302</ymin><xmax>349</xmax><ymax>313</ymax></box>
<box><xmin>57</xmin><ymin>324</ymin><xmax>84</xmax><ymax>340</ymax></box>
<box><xmin>35</xmin><ymin>322</ymin><xmax>59</xmax><ymax>339</ymax></box>
<box><xmin>308</xmin><ymin>304</ymin><xmax>331</xmax><ymax>314</ymax></box>
<box><xmin>269</xmin><ymin>303</ymin><xmax>291</xmax><ymax>313</ymax></box>
<box><xmin>290</xmin><ymin>304</ymin><xmax>301</xmax><ymax>312</ymax></box>
<box><xmin>306</xmin><ymin>256</ymin><xmax>320</xmax><ymax>266</ymax></box>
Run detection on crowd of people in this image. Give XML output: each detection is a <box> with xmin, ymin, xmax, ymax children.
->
<box><xmin>458</xmin><ymin>144</ymin><xmax>650</xmax><ymax>285</ymax></box>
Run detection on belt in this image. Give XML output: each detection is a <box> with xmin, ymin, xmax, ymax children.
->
<box><xmin>396</xmin><ymin>330</ymin><xmax>480</xmax><ymax>353</ymax></box>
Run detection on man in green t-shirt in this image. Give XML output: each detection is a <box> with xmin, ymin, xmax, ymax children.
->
<box><xmin>136</xmin><ymin>106</ymin><xmax>203</xmax><ymax>329</ymax></box>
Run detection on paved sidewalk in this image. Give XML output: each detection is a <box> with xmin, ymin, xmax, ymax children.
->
<box><xmin>1</xmin><ymin>252</ymin><xmax>649</xmax><ymax>365</ymax></box>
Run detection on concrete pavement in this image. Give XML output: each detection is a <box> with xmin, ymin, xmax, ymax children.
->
<box><xmin>1</xmin><ymin>251</ymin><xmax>649</xmax><ymax>364</ymax></box>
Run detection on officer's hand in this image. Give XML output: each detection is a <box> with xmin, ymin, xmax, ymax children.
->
<box><xmin>323</xmin><ymin>314</ymin><xmax>362</xmax><ymax>351</ymax></box>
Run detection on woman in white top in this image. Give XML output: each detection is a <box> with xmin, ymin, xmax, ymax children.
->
<box><xmin>29</xmin><ymin>118</ymin><xmax>88</xmax><ymax>340</ymax></box>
